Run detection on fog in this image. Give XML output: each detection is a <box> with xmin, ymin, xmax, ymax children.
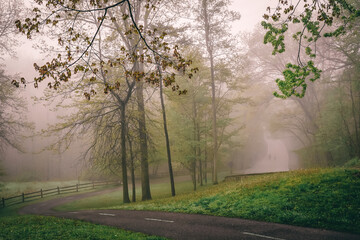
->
<box><xmin>0</xmin><ymin>0</ymin><xmax>358</xmax><ymax>188</ymax></box>
<box><xmin>242</xmin><ymin>131</ymin><xmax>292</xmax><ymax>174</ymax></box>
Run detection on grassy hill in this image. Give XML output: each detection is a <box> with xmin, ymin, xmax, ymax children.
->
<box><xmin>58</xmin><ymin>168</ymin><xmax>360</xmax><ymax>233</ymax></box>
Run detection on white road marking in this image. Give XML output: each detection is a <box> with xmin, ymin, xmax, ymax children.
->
<box><xmin>144</xmin><ymin>218</ymin><xmax>174</xmax><ymax>223</ymax></box>
<box><xmin>242</xmin><ymin>232</ymin><xmax>286</xmax><ymax>240</ymax></box>
<box><xmin>99</xmin><ymin>213</ymin><xmax>116</xmax><ymax>217</ymax></box>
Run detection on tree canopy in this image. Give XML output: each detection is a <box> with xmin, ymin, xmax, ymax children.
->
<box><xmin>262</xmin><ymin>0</ymin><xmax>360</xmax><ymax>98</ymax></box>
<box><xmin>14</xmin><ymin>0</ymin><xmax>197</xmax><ymax>96</ymax></box>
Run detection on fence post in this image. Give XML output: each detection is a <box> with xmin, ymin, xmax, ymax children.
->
<box><xmin>76</xmin><ymin>184</ymin><xmax>78</xmax><ymax>192</ymax></box>
<box><xmin>57</xmin><ymin>186</ymin><xmax>60</xmax><ymax>195</ymax></box>
<box><xmin>2</xmin><ymin>198</ymin><xmax>4</xmax><ymax>208</ymax></box>
<box><xmin>92</xmin><ymin>181</ymin><xmax>95</xmax><ymax>189</ymax></box>
<box><xmin>22</xmin><ymin>193</ymin><xmax>25</xmax><ymax>203</ymax></box>
<box><xmin>41</xmin><ymin>189</ymin><xmax>43</xmax><ymax>198</ymax></box>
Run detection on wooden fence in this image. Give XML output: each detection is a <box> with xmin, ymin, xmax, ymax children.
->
<box><xmin>224</xmin><ymin>171</ymin><xmax>288</xmax><ymax>182</ymax></box>
<box><xmin>1</xmin><ymin>181</ymin><xmax>120</xmax><ymax>208</ymax></box>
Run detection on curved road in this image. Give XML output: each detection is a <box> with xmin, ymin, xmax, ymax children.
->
<box><xmin>19</xmin><ymin>188</ymin><xmax>359</xmax><ymax>240</ymax></box>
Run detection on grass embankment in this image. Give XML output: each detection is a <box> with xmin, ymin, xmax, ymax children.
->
<box><xmin>58</xmin><ymin>168</ymin><xmax>360</xmax><ymax>233</ymax></box>
<box><xmin>0</xmin><ymin>215</ymin><xmax>166</xmax><ymax>240</ymax></box>
<box><xmin>0</xmin><ymin>189</ymin><xmax>167</xmax><ymax>240</ymax></box>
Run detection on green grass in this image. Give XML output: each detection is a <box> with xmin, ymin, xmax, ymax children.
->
<box><xmin>0</xmin><ymin>187</ymin><xmax>113</xmax><ymax>217</ymax></box>
<box><xmin>55</xmin><ymin>173</ymin><xmax>229</xmax><ymax>211</ymax></box>
<box><xmin>0</xmin><ymin>215</ymin><xmax>167</xmax><ymax>240</ymax></box>
<box><xmin>56</xmin><ymin>178</ymin><xmax>200</xmax><ymax>211</ymax></box>
<box><xmin>0</xmin><ymin>189</ymin><xmax>168</xmax><ymax>240</ymax></box>
<box><xmin>57</xmin><ymin>168</ymin><xmax>360</xmax><ymax>233</ymax></box>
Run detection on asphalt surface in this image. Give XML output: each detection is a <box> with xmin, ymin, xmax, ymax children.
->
<box><xmin>19</xmin><ymin>188</ymin><xmax>360</xmax><ymax>240</ymax></box>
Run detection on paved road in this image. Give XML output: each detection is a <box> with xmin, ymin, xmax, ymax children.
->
<box><xmin>19</xmin><ymin>188</ymin><xmax>359</xmax><ymax>240</ymax></box>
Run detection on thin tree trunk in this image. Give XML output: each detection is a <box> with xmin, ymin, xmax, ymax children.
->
<box><xmin>204</xmin><ymin>144</ymin><xmax>207</xmax><ymax>184</ymax></box>
<box><xmin>158</xmin><ymin>63</ymin><xmax>176</xmax><ymax>196</ymax></box>
<box><xmin>202</xmin><ymin>0</ymin><xmax>218</xmax><ymax>184</ymax></box>
<box><xmin>204</xmin><ymin>116</ymin><xmax>208</xmax><ymax>184</ymax></box>
<box><xmin>120</xmin><ymin>105</ymin><xmax>130</xmax><ymax>203</ymax></box>
<box><xmin>192</xmin><ymin>161</ymin><xmax>197</xmax><ymax>191</ymax></box>
<box><xmin>210</xmin><ymin>57</ymin><xmax>218</xmax><ymax>185</ymax></box>
<box><xmin>197</xmin><ymin>111</ymin><xmax>203</xmax><ymax>186</ymax></box>
<box><xmin>192</xmin><ymin>96</ymin><xmax>198</xmax><ymax>190</ymax></box>
<box><xmin>128</xmin><ymin>134</ymin><xmax>136</xmax><ymax>202</ymax></box>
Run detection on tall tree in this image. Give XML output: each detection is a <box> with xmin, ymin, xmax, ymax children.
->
<box><xmin>197</xmin><ymin>0</ymin><xmax>240</xmax><ymax>184</ymax></box>
<box><xmin>15</xmin><ymin>0</ymin><xmax>196</xmax><ymax>201</ymax></box>
<box><xmin>166</xmin><ymin>49</ymin><xmax>243</xmax><ymax>190</ymax></box>
<box><xmin>156</xmin><ymin>57</ymin><xmax>175</xmax><ymax>196</ymax></box>
<box><xmin>0</xmin><ymin>0</ymin><xmax>30</xmax><ymax>174</ymax></box>
<box><xmin>315</xmin><ymin>17</ymin><xmax>360</xmax><ymax>165</ymax></box>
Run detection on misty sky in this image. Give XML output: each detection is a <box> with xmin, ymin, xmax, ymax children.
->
<box><xmin>3</xmin><ymin>0</ymin><xmax>272</xmax><ymax>128</ymax></box>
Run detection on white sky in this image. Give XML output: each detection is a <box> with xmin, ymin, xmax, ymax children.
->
<box><xmin>231</xmin><ymin>0</ymin><xmax>271</xmax><ymax>33</ymax></box>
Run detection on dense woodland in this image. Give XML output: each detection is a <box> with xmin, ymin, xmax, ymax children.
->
<box><xmin>0</xmin><ymin>0</ymin><xmax>359</xmax><ymax>203</ymax></box>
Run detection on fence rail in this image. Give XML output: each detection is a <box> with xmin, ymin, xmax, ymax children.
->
<box><xmin>224</xmin><ymin>171</ymin><xmax>288</xmax><ymax>182</ymax></box>
<box><xmin>1</xmin><ymin>181</ymin><xmax>119</xmax><ymax>208</ymax></box>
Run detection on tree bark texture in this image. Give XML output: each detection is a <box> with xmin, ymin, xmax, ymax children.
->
<box><xmin>128</xmin><ymin>134</ymin><xmax>136</xmax><ymax>202</ymax></box>
<box><xmin>120</xmin><ymin>105</ymin><xmax>130</xmax><ymax>203</ymax></box>
<box><xmin>136</xmin><ymin>80</ymin><xmax>152</xmax><ymax>201</ymax></box>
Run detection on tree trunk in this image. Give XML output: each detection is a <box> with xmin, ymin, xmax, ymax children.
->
<box><xmin>204</xmin><ymin>116</ymin><xmax>208</xmax><ymax>184</ymax></box>
<box><xmin>197</xmin><ymin>122</ymin><xmax>203</xmax><ymax>186</ymax></box>
<box><xmin>128</xmin><ymin>134</ymin><xmax>136</xmax><ymax>202</ymax></box>
<box><xmin>192</xmin><ymin>160</ymin><xmax>197</xmax><ymax>191</ymax></box>
<box><xmin>115</xmin><ymin>1</ymin><xmax>152</xmax><ymax>201</ymax></box>
<box><xmin>135</xmin><ymin>80</ymin><xmax>152</xmax><ymax>201</ymax></box>
<box><xmin>204</xmin><ymin>145</ymin><xmax>207</xmax><ymax>184</ymax></box>
<box><xmin>192</xmin><ymin>97</ymin><xmax>198</xmax><ymax>190</ymax></box>
<box><xmin>158</xmin><ymin>63</ymin><xmax>176</xmax><ymax>196</ymax></box>
<box><xmin>120</xmin><ymin>105</ymin><xmax>130</xmax><ymax>203</ymax></box>
<box><xmin>209</xmin><ymin>53</ymin><xmax>218</xmax><ymax>185</ymax></box>
<box><xmin>202</xmin><ymin>0</ymin><xmax>218</xmax><ymax>184</ymax></box>
<box><xmin>193</xmin><ymin>100</ymin><xmax>203</xmax><ymax>186</ymax></box>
